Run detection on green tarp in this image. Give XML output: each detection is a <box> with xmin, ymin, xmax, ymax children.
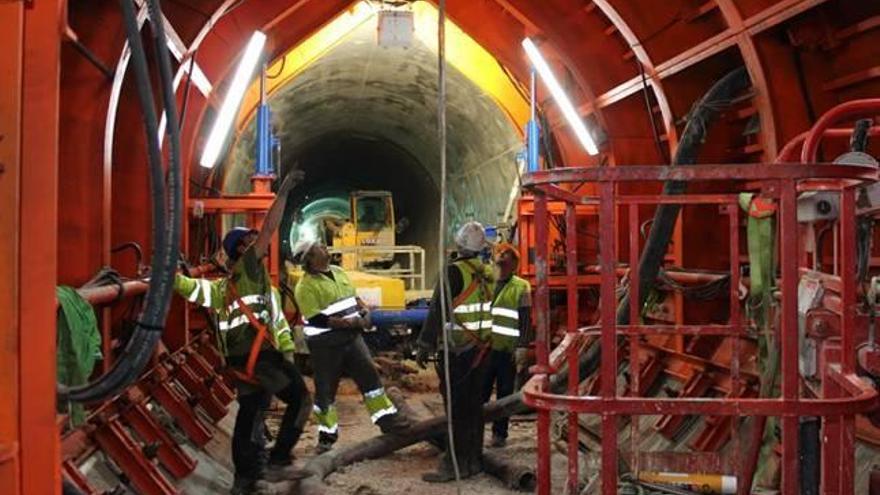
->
<box><xmin>56</xmin><ymin>286</ymin><xmax>102</xmax><ymax>425</ymax></box>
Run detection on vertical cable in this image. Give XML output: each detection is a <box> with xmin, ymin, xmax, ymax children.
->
<box><xmin>436</xmin><ymin>0</ymin><xmax>462</xmax><ymax>489</ymax></box>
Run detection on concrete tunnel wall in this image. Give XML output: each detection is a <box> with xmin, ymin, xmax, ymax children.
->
<box><xmin>222</xmin><ymin>22</ymin><xmax>523</xmax><ymax>283</ymax></box>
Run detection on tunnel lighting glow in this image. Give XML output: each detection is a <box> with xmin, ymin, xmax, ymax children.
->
<box><xmin>200</xmin><ymin>31</ymin><xmax>267</xmax><ymax>168</ymax></box>
<box><xmin>522</xmin><ymin>38</ymin><xmax>599</xmax><ymax>156</ymax></box>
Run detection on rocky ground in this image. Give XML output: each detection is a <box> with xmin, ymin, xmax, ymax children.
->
<box><xmin>261</xmin><ymin>362</ymin><xmax>564</xmax><ymax>495</ymax></box>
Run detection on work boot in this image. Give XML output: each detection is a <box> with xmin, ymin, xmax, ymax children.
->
<box><xmin>468</xmin><ymin>456</ymin><xmax>483</xmax><ymax>477</ymax></box>
<box><xmin>421</xmin><ymin>466</ymin><xmax>458</xmax><ymax>483</ymax></box>
<box><xmin>490</xmin><ymin>435</ymin><xmax>507</xmax><ymax>448</ymax></box>
<box><xmin>262</xmin><ymin>457</ymin><xmax>312</xmax><ymax>482</ymax></box>
<box><xmin>316</xmin><ymin>431</ymin><xmax>337</xmax><ymax>454</ymax></box>
<box><xmin>377</xmin><ymin>412</ymin><xmax>412</xmax><ymax>435</ymax></box>
<box><xmin>230</xmin><ymin>475</ymin><xmax>259</xmax><ymax>495</ymax></box>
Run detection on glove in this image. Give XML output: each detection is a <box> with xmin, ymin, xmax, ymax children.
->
<box><xmin>415</xmin><ymin>344</ymin><xmax>433</xmax><ymax>370</ymax></box>
<box><xmin>515</xmin><ymin>347</ymin><xmax>529</xmax><ymax>368</ymax></box>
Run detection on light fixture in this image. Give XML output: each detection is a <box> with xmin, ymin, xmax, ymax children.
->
<box><xmin>199</xmin><ymin>31</ymin><xmax>267</xmax><ymax>168</ymax></box>
<box><xmin>522</xmin><ymin>38</ymin><xmax>599</xmax><ymax>156</ymax></box>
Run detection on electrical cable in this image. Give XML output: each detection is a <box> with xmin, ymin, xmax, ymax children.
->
<box><xmin>57</xmin><ymin>0</ymin><xmax>182</xmax><ymax>403</ymax></box>
<box><xmin>177</xmin><ymin>45</ymin><xmax>199</xmax><ymax>131</ymax></box>
<box><xmin>616</xmin><ymin>66</ymin><xmax>750</xmax><ymax>324</ymax></box>
<box><xmin>266</xmin><ymin>55</ymin><xmax>286</xmax><ymax>79</ymax></box>
<box><xmin>436</xmin><ymin>0</ymin><xmax>462</xmax><ymax>489</ymax></box>
<box><xmin>637</xmin><ymin>61</ymin><xmax>668</xmax><ymax>164</ymax></box>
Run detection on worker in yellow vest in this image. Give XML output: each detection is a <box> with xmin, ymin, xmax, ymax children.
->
<box><xmin>291</xmin><ymin>240</ymin><xmax>410</xmax><ymax>453</ymax></box>
<box><xmin>482</xmin><ymin>243</ymin><xmax>532</xmax><ymax>448</ymax></box>
<box><xmin>174</xmin><ymin>172</ymin><xmax>312</xmax><ymax>494</ymax></box>
<box><xmin>416</xmin><ymin>221</ymin><xmax>495</xmax><ymax>482</ymax></box>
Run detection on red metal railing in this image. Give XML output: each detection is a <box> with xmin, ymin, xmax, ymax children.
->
<box><xmin>521</xmin><ymin>163</ymin><xmax>879</xmax><ymax>495</ymax></box>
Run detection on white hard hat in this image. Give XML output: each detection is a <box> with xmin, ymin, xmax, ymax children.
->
<box><xmin>455</xmin><ymin>221</ymin><xmax>488</xmax><ymax>253</ymax></box>
<box><xmin>291</xmin><ymin>239</ymin><xmax>318</xmax><ymax>263</ymax></box>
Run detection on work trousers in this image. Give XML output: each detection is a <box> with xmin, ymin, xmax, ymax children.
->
<box><xmin>310</xmin><ymin>334</ymin><xmax>388</xmax><ymax>444</ymax></box>
<box><xmin>231</xmin><ymin>352</ymin><xmax>310</xmax><ymax>480</ymax></box>
<box><xmin>481</xmin><ymin>349</ymin><xmax>516</xmax><ymax>439</ymax></box>
<box><xmin>436</xmin><ymin>345</ymin><xmax>489</xmax><ymax>476</ymax></box>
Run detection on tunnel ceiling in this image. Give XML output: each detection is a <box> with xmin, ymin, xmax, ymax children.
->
<box><xmin>223</xmin><ymin>18</ymin><xmax>522</xmax><ymax>277</ymax></box>
<box><xmin>224</xmin><ymin>16</ymin><xmax>522</xmax><ymax>280</ymax></box>
<box><xmin>55</xmin><ymin>0</ymin><xmax>880</xmax><ymax>285</ymax></box>
<box><xmin>226</xmin><ymin>19</ymin><xmax>522</xmax><ymax>213</ymax></box>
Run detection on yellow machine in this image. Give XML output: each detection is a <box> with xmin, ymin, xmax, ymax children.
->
<box><xmin>334</xmin><ymin>190</ymin><xmax>396</xmax><ymax>267</ymax></box>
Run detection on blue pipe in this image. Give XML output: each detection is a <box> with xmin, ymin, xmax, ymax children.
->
<box><xmin>526</xmin><ymin>119</ymin><xmax>540</xmax><ymax>172</ymax></box>
<box><xmin>254</xmin><ymin>103</ymin><xmax>273</xmax><ymax>177</ymax></box>
<box><xmin>526</xmin><ymin>68</ymin><xmax>540</xmax><ymax>172</ymax></box>
<box><xmin>370</xmin><ymin>309</ymin><xmax>428</xmax><ymax>328</ymax></box>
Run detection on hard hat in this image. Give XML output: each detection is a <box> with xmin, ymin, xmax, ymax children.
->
<box><xmin>495</xmin><ymin>242</ymin><xmax>520</xmax><ymax>261</ymax></box>
<box><xmin>223</xmin><ymin>227</ymin><xmax>257</xmax><ymax>260</ymax></box>
<box><xmin>455</xmin><ymin>221</ymin><xmax>488</xmax><ymax>253</ymax></box>
<box><xmin>291</xmin><ymin>239</ymin><xmax>318</xmax><ymax>264</ymax></box>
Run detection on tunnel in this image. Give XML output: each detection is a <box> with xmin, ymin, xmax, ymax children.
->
<box><xmin>221</xmin><ymin>14</ymin><xmax>524</xmax><ymax>281</ymax></box>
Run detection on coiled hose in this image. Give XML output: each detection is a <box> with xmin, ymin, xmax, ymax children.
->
<box><xmin>57</xmin><ymin>0</ymin><xmax>182</xmax><ymax>403</ymax></box>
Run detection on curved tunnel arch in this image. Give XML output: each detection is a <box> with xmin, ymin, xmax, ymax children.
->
<box><xmin>221</xmin><ymin>17</ymin><xmax>524</xmax><ymax>279</ymax></box>
<box><xmin>55</xmin><ymin>0</ymin><xmax>880</xmax><ymax>286</ymax></box>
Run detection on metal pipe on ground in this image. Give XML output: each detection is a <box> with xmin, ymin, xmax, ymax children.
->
<box><xmin>482</xmin><ymin>451</ymin><xmax>536</xmax><ymax>492</ymax></box>
<box><xmin>290</xmin><ymin>365</ymin><xmax>580</xmax><ymax>494</ymax></box>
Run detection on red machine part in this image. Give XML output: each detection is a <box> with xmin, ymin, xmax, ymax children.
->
<box><xmin>93</xmin><ymin>417</ymin><xmax>180</xmax><ymax>495</ymax></box>
<box><xmin>521</xmin><ymin>159</ymin><xmax>880</xmax><ymax>495</ymax></box>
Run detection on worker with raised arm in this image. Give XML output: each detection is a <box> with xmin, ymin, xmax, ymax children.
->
<box><xmin>174</xmin><ymin>171</ymin><xmax>311</xmax><ymax>495</ymax></box>
<box><xmin>482</xmin><ymin>242</ymin><xmax>532</xmax><ymax>448</ymax></box>
<box><xmin>415</xmin><ymin>221</ymin><xmax>495</xmax><ymax>482</ymax></box>
<box><xmin>291</xmin><ymin>240</ymin><xmax>411</xmax><ymax>453</ymax></box>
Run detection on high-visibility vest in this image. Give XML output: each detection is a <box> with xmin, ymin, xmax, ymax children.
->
<box><xmin>294</xmin><ymin>266</ymin><xmax>360</xmax><ymax>338</ymax></box>
<box><xmin>174</xmin><ymin>275</ymin><xmax>294</xmax><ymax>357</ymax></box>
<box><xmin>449</xmin><ymin>259</ymin><xmax>494</xmax><ymax>346</ymax></box>
<box><xmin>490</xmin><ymin>275</ymin><xmax>530</xmax><ymax>352</ymax></box>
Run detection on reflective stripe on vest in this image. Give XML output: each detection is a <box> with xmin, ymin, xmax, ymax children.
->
<box><xmin>490</xmin><ymin>276</ymin><xmax>529</xmax><ymax>350</ymax></box>
<box><xmin>219</xmin><ymin>293</ymin><xmax>271</xmax><ymax>334</ymax></box>
<box><xmin>491</xmin><ymin>306</ymin><xmax>520</xmax><ymax>337</ymax></box>
<box><xmin>302</xmin><ymin>296</ymin><xmax>359</xmax><ymax>337</ymax></box>
<box><xmin>450</xmin><ymin>259</ymin><xmax>493</xmax><ymax>345</ymax></box>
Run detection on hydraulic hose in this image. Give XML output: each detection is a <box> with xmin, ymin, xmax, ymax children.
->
<box><xmin>549</xmin><ymin>68</ymin><xmax>753</xmax><ymax>440</ymax></box>
<box><xmin>616</xmin><ymin>66</ymin><xmax>750</xmax><ymax>324</ymax></box>
<box><xmin>57</xmin><ymin>0</ymin><xmax>182</xmax><ymax>403</ymax></box>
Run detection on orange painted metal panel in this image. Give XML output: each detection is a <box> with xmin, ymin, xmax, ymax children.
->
<box><xmin>19</xmin><ymin>1</ymin><xmax>63</xmax><ymax>494</ymax></box>
<box><xmin>0</xmin><ymin>4</ymin><xmax>24</xmax><ymax>495</ymax></box>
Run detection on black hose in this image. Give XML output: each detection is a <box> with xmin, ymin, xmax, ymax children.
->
<box><xmin>617</xmin><ymin>66</ymin><xmax>750</xmax><ymax>324</ymax></box>
<box><xmin>554</xmin><ymin>68</ymin><xmax>753</xmax><ymax>407</ymax></box>
<box><xmin>111</xmin><ymin>241</ymin><xmax>144</xmax><ymax>269</ymax></box>
<box><xmin>57</xmin><ymin>0</ymin><xmax>181</xmax><ymax>403</ymax></box>
<box><xmin>130</xmin><ymin>0</ymin><xmax>184</xmax><ymax>381</ymax></box>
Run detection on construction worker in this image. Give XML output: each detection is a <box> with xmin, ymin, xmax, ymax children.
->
<box><xmin>415</xmin><ymin>221</ymin><xmax>495</xmax><ymax>482</ymax></box>
<box><xmin>291</xmin><ymin>240</ymin><xmax>410</xmax><ymax>453</ymax></box>
<box><xmin>174</xmin><ymin>172</ymin><xmax>311</xmax><ymax>494</ymax></box>
<box><xmin>482</xmin><ymin>243</ymin><xmax>532</xmax><ymax>448</ymax></box>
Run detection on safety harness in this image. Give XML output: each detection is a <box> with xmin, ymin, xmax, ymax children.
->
<box><xmin>450</xmin><ymin>259</ymin><xmax>493</xmax><ymax>368</ymax></box>
<box><xmin>225</xmin><ymin>281</ymin><xmax>277</xmax><ymax>384</ymax></box>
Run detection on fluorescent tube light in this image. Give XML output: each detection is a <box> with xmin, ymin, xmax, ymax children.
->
<box><xmin>522</xmin><ymin>38</ymin><xmax>599</xmax><ymax>156</ymax></box>
<box><xmin>199</xmin><ymin>31</ymin><xmax>267</xmax><ymax>168</ymax></box>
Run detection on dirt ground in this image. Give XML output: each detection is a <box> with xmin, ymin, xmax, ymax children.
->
<box><xmin>263</xmin><ymin>363</ymin><xmax>566</xmax><ymax>495</ymax></box>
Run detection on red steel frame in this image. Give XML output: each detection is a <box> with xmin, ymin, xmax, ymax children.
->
<box><xmin>522</xmin><ymin>163</ymin><xmax>880</xmax><ymax>495</ymax></box>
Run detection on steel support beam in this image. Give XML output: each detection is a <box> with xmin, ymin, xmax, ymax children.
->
<box><xmin>18</xmin><ymin>1</ymin><xmax>62</xmax><ymax>494</ymax></box>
